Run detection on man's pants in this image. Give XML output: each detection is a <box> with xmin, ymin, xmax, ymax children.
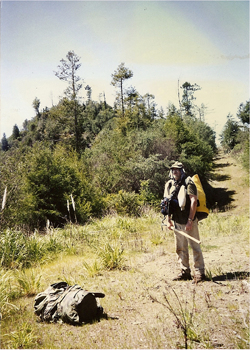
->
<box><xmin>174</xmin><ymin>218</ymin><xmax>205</xmax><ymax>276</ymax></box>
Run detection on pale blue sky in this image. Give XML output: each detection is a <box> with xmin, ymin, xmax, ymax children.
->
<box><xmin>1</xmin><ymin>0</ymin><xmax>249</xmax><ymax>141</ymax></box>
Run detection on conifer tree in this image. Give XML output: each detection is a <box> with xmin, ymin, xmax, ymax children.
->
<box><xmin>237</xmin><ymin>100</ymin><xmax>249</xmax><ymax>125</ymax></box>
<box><xmin>32</xmin><ymin>97</ymin><xmax>41</xmax><ymax>117</ymax></box>
<box><xmin>180</xmin><ymin>82</ymin><xmax>201</xmax><ymax>116</ymax></box>
<box><xmin>220</xmin><ymin>114</ymin><xmax>240</xmax><ymax>150</ymax></box>
<box><xmin>55</xmin><ymin>51</ymin><xmax>84</xmax><ymax>153</ymax></box>
<box><xmin>1</xmin><ymin>133</ymin><xmax>9</xmax><ymax>151</ymax></box>
<box><xmin>111</xmin><ymin>63</ymin><xmax>133</xmax><ymax>117</ymax></box>
<box><xmin>12</xmin><ymin>124</ymin><xmax>20</xmax><ymax>140</ymax></box>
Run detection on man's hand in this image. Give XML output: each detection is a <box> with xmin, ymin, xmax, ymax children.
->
<box><xmin>167</xmin><ymin>217</ymin><xmax>174</xmax><ymax>231</ymax></box>
<box><xmin>185</xmin><ymin>220</ymin><xmax>193</xmax><ymax>231</ymax></box>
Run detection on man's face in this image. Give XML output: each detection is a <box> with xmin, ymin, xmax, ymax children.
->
<box><xmin>172</xmin><ymin>167</ymin><xmax>181</xmax><ymax>181</ymax></box>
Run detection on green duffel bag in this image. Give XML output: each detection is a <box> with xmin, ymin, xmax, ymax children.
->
<box><xmin>34</xmin><ymin>282</ymin><xmax>105</xmax><ymax>325</ymax></box>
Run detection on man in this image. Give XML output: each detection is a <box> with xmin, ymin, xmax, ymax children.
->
<box><xmin>164</xmin><ymin>161</ymin><xmax>205</xmax><ymax>283</ymax></box>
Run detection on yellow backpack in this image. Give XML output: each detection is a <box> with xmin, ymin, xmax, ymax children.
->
<box><xmin>163</xmin><ymin>174</ymin><xmax>209</xmax><ymax>220</ymax></box>
<box><xmin>191</xmin><ymin>174</ymin><xmax>209</xmax><ymax>220</ymax></box>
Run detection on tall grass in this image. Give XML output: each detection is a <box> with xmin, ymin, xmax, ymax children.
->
<box><xmin>0</xmin><ymin>211</ymin><xmax>248</xmax><ymax>273</ymax></box>
<box><xmin>2</xmin><ymin>211</ymin><xmax>247</xmax><ymax>273</ymax></box>
<box><xmin>199</xmin><ymin>212</ymin><xmax>249</xmax><ymax>240</ymax></box>
<box><xmin>97</xmin><ymin>241</ymin><xmax>124</xmax><ymax>270</ymax></box>
<box><xmin>14</xmin><ymin>269</ymin><xmax>42</xmax><ymax>296</ymax></box>
<box><xmin>2</xmin><ymin>322</ymin><xmax>38</xmax><ymax>349</ymax></box>
<box><xmin>0</xmin><ymin>229</ymin><xmax>66</xmax><ymax>269</ymax></box>
<box><xmin>0</xmin><ymin>269</ymin><xmax>20</xmax><ymax>318</ymax></box>
<box><xmin>0</xmin><ymin>268</ymin><xmax>42</xmax><ymax>321</ymax></box>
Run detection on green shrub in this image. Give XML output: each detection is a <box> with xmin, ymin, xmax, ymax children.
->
<box><xmin>85</xmin><ymin>126</ymin><xmax>172</xmax><ymax>197</ymax></box>
<box><xmin>139</xmin><ymin>179</ymin><xmax>160</xmax><ymax>208</ymax></box>
<box><xmin>104</xmin><ymin>190</ymin><xmax>143</xmax><ymax>217</ymax></box>
<box><xmin>0</xmin><ymin>143</ymin><xmax>105</xmax><ymax>230</ymax></box>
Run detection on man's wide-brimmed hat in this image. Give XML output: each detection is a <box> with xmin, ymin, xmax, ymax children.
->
<box><xmin>170</xmin><ymin>161</ymin><xmax>184</xmax><ymax>169</ymax></box>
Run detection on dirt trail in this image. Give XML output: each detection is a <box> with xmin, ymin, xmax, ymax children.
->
<box><xmin>209</xmin><ymin>152</ymin><xmax>249</xmax><ymax>215</ymax></box>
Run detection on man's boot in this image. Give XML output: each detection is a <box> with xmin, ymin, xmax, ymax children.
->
<box><xmin>192</xmin><ymin>273</ymin><xmax>207</xmax><ymax>284</ymax></box>
<box><xmin>173</xmin><ymin>270</ymin><xmax>192</xmax><ymax>281</ymax></box>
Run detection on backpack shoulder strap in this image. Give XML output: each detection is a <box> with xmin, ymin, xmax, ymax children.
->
<box><xmin>168</xmin><ymin>179</ymin><xmax>174</xmax><ymax>188</ymax></box>
<box><xmin>164</xmin><ymin>179</ymin><xmax>174</xmax><ymax>197</ymax></box>
<box><xmin>184</xmin><ymin>176</ymin><xmax>194</xmax><ymax>187</ymax></box>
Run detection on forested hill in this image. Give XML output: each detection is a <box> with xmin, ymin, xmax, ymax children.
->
<box><xmin>0</xmin><ymin>53</ymin><xmax>248</xmax><ymax>231</ymax></box>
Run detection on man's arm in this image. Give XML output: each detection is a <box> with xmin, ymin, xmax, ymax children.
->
<box><xmin>185</xmin><ymin>194</ymin><xmax>197</xmax><ymax>231</ymax></box>
<box><xmin>167</xmin><ymin>214</ymin><xmax>174</xmax><ymax>230</ymax></box>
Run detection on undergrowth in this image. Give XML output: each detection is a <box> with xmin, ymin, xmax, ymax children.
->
<box><xmin>0</xmin><ymin>209</ymin><xmax>249</xmax><ymax>349</ymax></box>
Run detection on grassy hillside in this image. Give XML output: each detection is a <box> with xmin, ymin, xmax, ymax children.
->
<box><xmin>0</xmin><ymin>153</ymin><xmax>249</xmax><ymax>349</ymax></box>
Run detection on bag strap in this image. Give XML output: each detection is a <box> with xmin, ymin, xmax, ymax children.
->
<box><xmin>184</xmin><ymin>176</ymin><xmax>193</xmax><ymax>187</ymax></box>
